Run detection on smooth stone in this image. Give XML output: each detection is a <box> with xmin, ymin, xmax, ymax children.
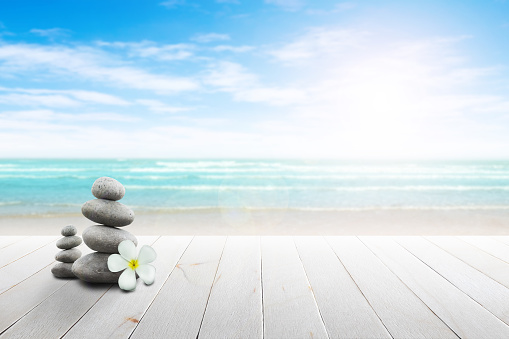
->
<box><xmin>56</xmin><ymin>236</ymin><xmax>82</xmax><ymax>249</ymax></box>
<box><xmin>55</xmin><ymin>248</ymin><xmax>82</xmax><ymax>263</ymax></box>
<box><xmin>72</xmin><ymin>252</ymin><xmax>129</xmax><ymax>283</ymax></box>
<box><xmin>61</xmin><ymin>225</ymin><xmax>77</xmax><ymax>236</ymax></box>
<box><xmin>81</xmin><ymin>199</ymin><xmax>135</xmax><ymax>227</ymax></box>
<box><xmin>51</xmin><ymin>263</ymin><xmax>76</xmax><ymax>278</ymax></box>
<box><xmin>83</xmin><ymin>225</ymin><xmax>138</xmax><ymax>253</ymax></box>
<box><xmin>92</xmin><ymin>177</ymin><xmax>125</xmax><ymax>201</ymax></box>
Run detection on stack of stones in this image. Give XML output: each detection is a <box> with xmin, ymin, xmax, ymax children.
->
<box><xmin>51</xmin><ymin>225</ymin><xmax>82</xmax><ymax>278</ymax></box>
<box><xmin>72</xmin><ymin>177</ymin><xmax>137</xmax><ymax>283</ymax></box>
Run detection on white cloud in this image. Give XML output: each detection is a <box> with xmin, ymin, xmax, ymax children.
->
<box><xmin>0</xmin><ymin>87</ymin><xmax>130</xmax><ymax>106</ymax></box>
<box><xmin>265</xmin><ymin>0</ymin><xmax>305</xmax><ymax>11</ymax></box>
<box><xmin>191</xmin><ymin>33</ymin><xmax>230</xmax><ymax>43</ymax></box>
<box><xmin>269</xmin><ymin>27</ymin><xmax>369</xmax><ymax>62</ymax></box>
<box><xmin>211</xmin><ymin>45</ymin><xmax>254</xmax><ymax>53</ymax></box>
<box><xmin>159</xmin><ymin>0</ymin><xmax>186</xmax><ymax>8</ymax></box>
<box><xmin>97</xmin><ymin>40</ymin><xmax>195</xmax><ymax>61</ymax></box>
<box><xmin>30</xmin><ymin>28</ymin><xmax>71</xmax><ymax>39</ymax></box>
<box><xmin>0</xmin><ymin>43</ymin><xmax>199</xmax><ymax>93</ymax></box>
<box><xmin>136</xmin><ymin>99</ymin><xmax>193</xmax><ymax>113</ymax></box>
<box><xmin>203</xmin><ymin>61</ymin><xmax>307</xmax><ymax>105</ymax></box>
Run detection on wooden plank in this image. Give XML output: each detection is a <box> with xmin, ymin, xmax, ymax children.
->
<box><xmin>62</xmin><ymin>236</ymin><xmax>192</xmax><ymax>339</ymax></box>
<box><xmin>0</xmin><ymin>237</ymin><xmax>59</xmax><ymax>294</ymax></box>
<box><xmin>362</xmin><ymin>236</ymin><xmax>509</xmax><ymax>338</ymax></box>
<box><xmin>261</xmin><ymin>236</ymin><xmax>328</xmax><ymax>339</ymax></box>
<box><xmin>0</xmin><ymin>236</ymin><xmax>28</xmax><ymax>249</ymax></box>
<box><xmin>294</xmin><ymin>236</ymin><xmax>390</xmax><ymax>339</ymax></box>
<box><xmin>327</xmin><ymin>236</ymin><xmax>457</xmax><ymax>339</ymax></box>
<box><xmin>0</xmin><ymin>243</ymin><xmax>94</xmax><ymax>334</ymax></box>
<box><xmin>428</xmin><ymin>236</ymin><xmax>509</xmax><ymax>289</ymax></box>
<box><xmin>0</xmin><ymin>236</ymin><xmax>57</xmax><ymax>268</ymax></box>
<box><xmin>130</xmin><ymin>236</ymin><xmax>226</xmax><ymax>339</ymax></box>
<box><xmin>198</xmin><ymin>236</ymin><xmax>262</xmax><ymax>339</ymax></box>
<box><xmin>460</xmin><ymin>236</ymin><xmax>509</xmax><ymax>263</ymax></box>
<box><xmin>396</xmin><ymin>236</ymin><xmax>509</xmax><ymax>327</ymax></box>
<box><xmin>494</xmin><ymin>236</ymin><xmax>509</xmax><ymax>248</ymax></box>
<box><xmin>0</xmin><ymin>237</ymin><xmax>158</xmax><ymax>339</ymax></box>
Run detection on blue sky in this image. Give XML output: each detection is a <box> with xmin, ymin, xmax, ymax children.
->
<box><xmin>1</xmin><ymin>0</ymin><xmax>509</xmax><ymax>158</ymax></box>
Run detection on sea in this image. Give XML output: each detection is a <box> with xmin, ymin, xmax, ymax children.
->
<box><xmin>1</xmin><ymin>159</ymin><xmax>509</xmax><ymax>217</ymax></box>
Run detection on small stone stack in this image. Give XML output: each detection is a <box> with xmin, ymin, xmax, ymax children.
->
<box><xmin>72</xmin><ymin>177</ymin><xmax>137</xmax><ymax>283</ymax></box>
<box><xmin>51</xmin><ymin>225</ymin><xmax>82</xmax><ymax>278</ymax></box>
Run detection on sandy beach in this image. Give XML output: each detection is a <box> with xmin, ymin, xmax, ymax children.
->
<box><xmin>1</xmin><ymin>209</ymin><xmax>509</xmax><ymax>235</ymax></box>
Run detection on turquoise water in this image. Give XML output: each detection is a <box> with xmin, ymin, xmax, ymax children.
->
<box><xmin>1</xmin><ymin>159</ymin><xmax>509</xmax><ymax>216</ymax></box>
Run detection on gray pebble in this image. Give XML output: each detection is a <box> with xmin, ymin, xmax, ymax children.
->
<box><xmin>56</xmin><ymin>236</ymin><xmax>82</xmax><ymax>249</ymax></box>
<box><xmin>92</xmin><ymin>177</ymin><xmax>125</xmax><ymax>201</ymax></box>
<box><xmin>83</xmin><ymin>225</ymin><xmax>138</xmax><ymax>253</ymax></box>
<box><xmin>55</xmin><ymin>248</ymin><xmax>82</xmax><ymax>263</ymax></box>
<box><xmin>51</xmin><ymin>263</ymin><xmax>76</xmax><ymax>278</ymax></box>
<box><xmin>72</xmin><ymin>252</ymin><xmax>129</xmax><ymax>283</ymax></box>
<box><xmin>61</xmin><ymin>225</ymin><xmax>77</xmax><ymax>236</ymax></box>
<box><xmin>81</xmin><ymin>199</ymin><xmax>135</xmax><ymax>227</ymax></box>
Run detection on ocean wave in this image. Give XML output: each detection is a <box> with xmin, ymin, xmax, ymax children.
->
<box><xmin>125</xmin><ymin>185</ymin><xmax>509</xmax><ymax>191</ymax></box>
<box><xmin>130</xmin><ymin>205</ymin><xmax>509</xmax><ymax>212</ymax></box>
<box><xmin>0</xmin><ymin>168</ymin><xmax>87</xmax><ymax>172</ymax></box>
<box><xmin>0</xmin><ymin>201</ymin><xmax>23</xmax><ymax>206</ymax></box>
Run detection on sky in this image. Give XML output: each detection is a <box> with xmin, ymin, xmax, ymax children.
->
<box><xmin>0</xmin><ymin>0</ymin><xmax>509</xmax><ymax>159</ymax></box>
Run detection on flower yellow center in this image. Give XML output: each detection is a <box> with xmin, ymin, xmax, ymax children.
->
<box><xmin>128</xmin><ymin>259</ymin><xmax>139</xmax><ymax>270</ymax></box>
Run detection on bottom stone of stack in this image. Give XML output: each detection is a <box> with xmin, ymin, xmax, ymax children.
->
<box><xmin>51</xmin><ymin>263</ymin><xmax>76</xmax><ymax>278</ymax></box>
<box><xmin>72</xmin><ymin>252</ymin><xmax>134</xmax><ymax>283</ymax></box>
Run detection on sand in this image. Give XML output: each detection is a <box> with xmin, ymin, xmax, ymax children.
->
<box><xmin>1</xmin><ymin>208</ymin><xmax>509</xmax><ymax>235</ymax></box>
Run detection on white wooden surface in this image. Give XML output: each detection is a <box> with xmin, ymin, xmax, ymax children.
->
<box><xmin>396</xmin><ymin>236</ymin><xmax>509</xmax><ymax>326</ymax></box>
<box><xmin>294</xmin><ymin>236</ymin><xmax>390</xmax><ymax>339</ymax></box>
<box><xmin>362</xmin><ymin>237</ymin><xmax>509</xmax><ymax>338</ymax></box>
<box><xmin>62</xmin><ymin>236</ymin><xmax>186</xmax><ymax>339</ymax></box>
<box><xmin>1</xmin><ymin>237</ymin><xmax>158</xmax><ymax>339</ymax></box>
<box><xmin>429</xmin><ymin>236</ymin><xmax>509</xmax><ymax>289</ymax></box>
<box><xmin>199</xmin><ymin>236</ymin><xmax>263</xmax><ymax>339</ymax></box>
<box><xmin>130</xmin><ymin>236</ymin><xmax>226</xmax><ymax>339</ymax></box>
<box><xmin>2</xmin><ymin>236</ymin><xmax>509</xmax><ymax>339</ymax></box>
<box><xmin>261</xmin><ymin>236</ymin><xmax>328</xmax><ymax>339</ymax></box>
<box><xmin>327</xmin><ymin>236</ymin><xmax>457</xmax><ymax>338</ymax></box>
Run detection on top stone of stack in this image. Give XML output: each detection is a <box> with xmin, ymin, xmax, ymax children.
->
<box><xmin>92</xmin><ymin>177</ymin><xmax>125</xmax><ymax>201</ymax></box>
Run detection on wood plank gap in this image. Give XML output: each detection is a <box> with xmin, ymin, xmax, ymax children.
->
<box><xmin>126</xmin><ymin>236</ymin><xmax>194</xmax><ymax>339</ymax></box>
<box><xmin>292</xmin><ymin>237</ymin><xmax>330</xmax><ymax>339</ymax></box>
<box><xmin>396</xmin><ymin>237</ymin><xmax>509</xmax><ymax>327</ymax></box>
<box><xmin>0</xmin><ymin>236</ymin><xmax>58</xmax><ymax>269</ymax></box>
<box><xmin>0</xmin><ymin>279</ymin><xmax>73</xmax><ymax>335</ymax></box>
<box><xmin>359</xmin><ymin>237</ymin><xmax>461</xmax><ymax>338</ymax></box>
<box><xmin>195</xmin><ymin>236</ymin><xmax>228</xmax><ymax>339</ymax></box>
<box><xmin>362</xmin><ymin>237</ymin><xmax>509</xmax><ymax>338</ymax></box>
<box><xmin>260</xmin><ymin>236</ymin><xmax>264</xmax><ymax>339</ymax></box>
<box><xmin>323</xmin><ymin>236</ymin><xmax>394</xmax><ymax>339</ymax></box>
<box><xmin>0</xmin><ymin>260</ymin><xmax>54</xmax><ymax>296</ymax></box>
<box><xmin>58</xmin><ymin>285</ymin><xmax>114</xmax><ymax>338</ymax></box>
<box><xmin>0</xmin><ymin>236</ymin><xmax>29</xmax><ymax>250</ymax></box>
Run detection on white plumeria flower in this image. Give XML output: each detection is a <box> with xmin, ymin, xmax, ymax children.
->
<box><xmin>107</xmin><ymin>240</ymin><xmax>157</xmax><ymax>291</ymax></box>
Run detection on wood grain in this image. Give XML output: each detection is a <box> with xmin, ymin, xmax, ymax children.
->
<box><xmin>363</xmin><ymin>236</ymin><xmax>509</xmax><ymax>338</ymax></box>
<box><xmin>397</xmin><ymin>236</ymin><xmax>509</xmax><ymax>326</ymax></box>
<box><xmin>294</xmin><ymin>236</ymin><xmax>390</xmax><ymax>338</ymax></box>
<box><xmin>0</xmin><ymin>236</ymin><xmax>57</xmax><ymax>268</ymax></box>
<box><xmin>261</xmin><ymin>236</ymin><xmax>328</xmax><ymax>339</ymax></box>
<box><xmin>198</xmin><ymin>236</ymin><xmax>263</xmax><ymax>339</ymax></box>
<box><xmin>429</xmin><ymin>236</ymin><xmax>509</xmax><ymax>289</ymax></box>
<box><xmin>130</xmin><ymin>236</ymin><xmax>226</xmax><ymax>339</ymax></box>
<box><xmin>0</xmin><ymin>237</ymin><xmax>158</xmax><ymax>339</ymax></box>
<box><xmin>63</xmin><ymin>236</ymin><xmax>191</xmax><ymax>339</ymax></box>
<box><xmin>327</xmin><ymin>236</ymin><xmax>457</xmax><ymax>338</ymax></box>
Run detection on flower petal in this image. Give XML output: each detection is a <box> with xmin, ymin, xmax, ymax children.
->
<box><xmin>137</xmin><ymin>245</ymin><xmax>157</xmax><ymax>265</ymax></box>
<box><xmin>118</xmin><ymin>268</ymin><xmax>137</xmax><ymax>291</ymax></box>
<box><xmin>118</xmin><ymin>240</ymin><xmax>136</xmax><ymax>261</ymax></box>
<box><xmin>136</xmin><ymin>264</ymin><xmax>156</xmax><ymax>285</ymax></box>
<box><xmin>107</xmin><ymin>254</ymin><xmax>129</xmax><ymax>272</ymax></box>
